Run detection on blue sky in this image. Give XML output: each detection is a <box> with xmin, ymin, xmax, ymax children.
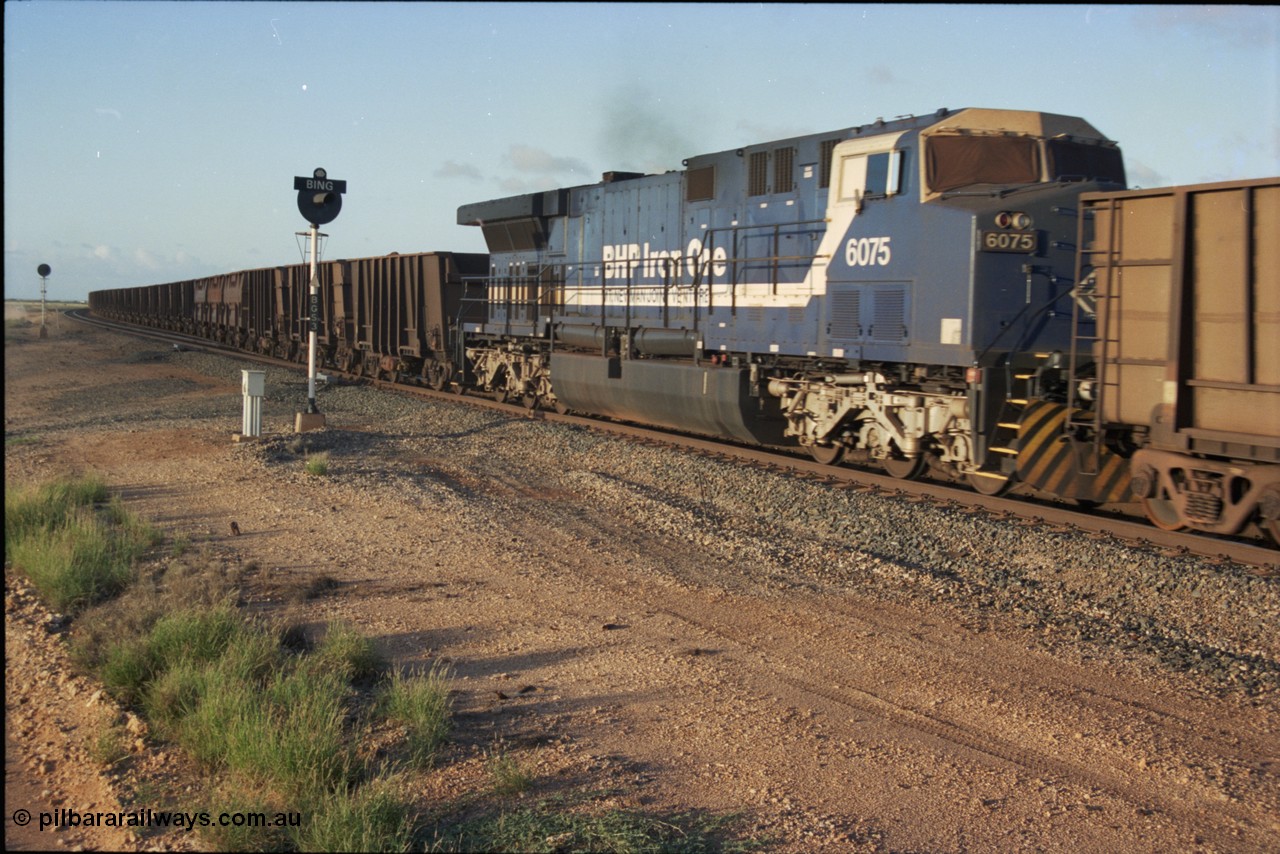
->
<box><xmin>5</xmin><ymin>2</ymin><xmax>1278</xmax><ymax>301</ymax></box>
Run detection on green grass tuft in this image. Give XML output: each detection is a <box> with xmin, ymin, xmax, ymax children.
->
<box><xmin>5</xmin><ymin>475</ymin><xmax>156</xmax><ymax>612</ymax></box>
<box><xmin>378</xmin><ymin>666</ymin><xmax>452</xmax><ymax>768</ymax></box>
<box><xmin>297</xmin><ymin>781</ymin><xmax>414</xmax><ymax>853</ymax></box>
<box><xmin>445</xmin><ymin>797</ymin><xmax>752</xmax><ymax>853</ymax></box>
<box><xmin>314</xmin><ymin>621</ymin><xmax>386</xmax><ymax>683</ymax></box>
<box><xmin>304</xmin><ymin>451</ymin><xmax>330</xmax><ymax>476</ymax></box>
<box><xmin>488</xmin><ymin>748</ymin><xmax>534</xmax><ymax>796</ymax></box>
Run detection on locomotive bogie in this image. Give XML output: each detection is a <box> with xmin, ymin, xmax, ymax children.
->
<box><xmin>768</xmin><ymin>373</ymin><xmax>973</xmax><ymax>476</ymax></box>
<box><xmin>465</xmin><ymin>341</ymin><xmax>555</xmax><ymax>408</ymax></box>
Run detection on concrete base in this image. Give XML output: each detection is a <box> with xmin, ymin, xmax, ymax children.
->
<box><xmin>231</xmin><ymin>433</ymin><xmax>260</xmax><ymax>443</ymax></box>
<box><xmin>295</xmin><ymin>412</ymin><xmax>326</xmax><ymax>433</ymax></box>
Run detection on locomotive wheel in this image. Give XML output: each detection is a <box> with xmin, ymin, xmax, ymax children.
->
<box><xmin>1141</xmin><ymin>497</ymin><xmax>1186</xmax><ymax>531</ymax></box>
<box><xmin>967</xmin><ymin>470</ymin><xmax>1015</xmax><ymax>496</ymax></box>
<box><xmin>880</xmin><ymin>454</ymin><xmax>926</xmax><ymax>480</ymax></box>
<box><xmin>552</xmin><ymin>398</ymin><xmax>571</xmax><ymax>415</ymax></box>
<box><xmin>808</xmin><ymin>442</ymin><xmax>846</xmax><ymax>466</ymax></box>
<box><xmin>521</xmin><ymin>390</ymin><xmax>540</xmax><ymax>410</ymax></box>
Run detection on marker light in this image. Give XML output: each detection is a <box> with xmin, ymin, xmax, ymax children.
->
<box><xmin>994</xmin><ymin>211</ymin><xmax>1033</xmax><ymax>229</ymax></box>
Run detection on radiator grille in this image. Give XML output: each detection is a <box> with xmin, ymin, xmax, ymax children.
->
<box><xmin>774</xmin><ymin>147</ymin><xmax>795</xmax><ymax>194</ymax></box>
<box><xmin>748</xmin><ymin>151</ymin><xmax>769</xmax><ymax>197</ymax></box>
<box><xmin>829</xmin><ymin>290</ymin><xmax>860</xmax><ymax>339</ymax></box>
<box><xmin>819</xmin><ymin>139</ymin><xmax>839</xmax><ymax>188</ymax></box>
<box><xmin>872</xmin><ymin>289</ymin><xmax>907</xmax><ymax>340</ymax></box>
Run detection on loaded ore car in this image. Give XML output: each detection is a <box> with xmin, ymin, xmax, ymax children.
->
<box><xmin>90</xmin><ymin>251</ymin><xmax>488</xmax><ymax>391</ymax></box>
<box><xmin>457</xmin><ymin>107</ymin><xmax>1127</xmax><ymax>494</ymax></box>
<box><xmin>1048</xmin><ymin>178</ymin><xmax>1278</xmax><ymax>539</ymax></box>
<box><xmin>341</xmin><ymin>252</ymin><xmax>489</xmax><ymax>386</ymax></box>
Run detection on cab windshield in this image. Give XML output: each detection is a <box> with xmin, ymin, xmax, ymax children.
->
<box><xmin>926</xmin><ymin>136</ymin><xmax>1040</xmax><ymax>192</ymax></box>
<box><xmin>1047</xmin><ymin>139</ymin><xmax>1125</xmax><ymax>184</ymax></box>
<box><xmin>926</xmin><ymin>135</ymin><xmax>1124</xmax><ymax>192</ymax></box>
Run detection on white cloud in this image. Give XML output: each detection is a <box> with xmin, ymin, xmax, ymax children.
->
<box><xmin>435</xmin><ymin>160</ymin><xmax>483</xmax><ymax>181</ymax></box>
<box><xmin>1130</xmin><ymin>6</ymin><xmax>1279</xmax><ymax>49</ymax></box>
<box><xmin>134</xmin><ymin>248</ymin><xmax>161</xmax><ymax>270</ymax></box>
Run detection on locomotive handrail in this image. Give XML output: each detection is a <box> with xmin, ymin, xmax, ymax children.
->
<box><xmin>461</xmin><ymin>227</ymin><xmax>829</xmax><ymax>338</ymax></box>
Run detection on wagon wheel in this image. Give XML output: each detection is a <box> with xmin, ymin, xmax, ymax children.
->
<box><xmin>808</xmin><ymin>442</ymin><xmax>846</xmax><ymax>466</ymax></box>
<box><xmin>425</xmin><ymin>361</ymin><xmax>451</xmax><ymax>391</ymax></box>
<box><xmin>1141</xmin><ymin>496</ymin><xmax>1186</xmax><ymax>531</ymax></box>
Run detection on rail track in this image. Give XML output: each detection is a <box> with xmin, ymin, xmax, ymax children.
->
<box><xmin>68</xmin><ymin>309</ymin><xmax>1280</xmax><ymax>569</ymax></box>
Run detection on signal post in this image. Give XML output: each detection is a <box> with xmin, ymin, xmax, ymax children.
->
<box><xmin>292</xmin><ymin>168</ymin><xmax>346</xmax><ymax>432</ymax></box>
<box><xmin>37</xmin><ymin>264</ymin><xmax>51</xmax><ymax>338</ymax></box>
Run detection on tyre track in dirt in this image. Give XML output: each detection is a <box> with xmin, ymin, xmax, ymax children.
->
<box><xmin>488</xmin><ymin>491</ymin><xmax>1280</xmax><ymax>851</ymax></box>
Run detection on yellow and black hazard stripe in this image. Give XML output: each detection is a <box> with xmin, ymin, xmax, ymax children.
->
<box><xmin>1016</xmin><ymin>400</ymin><xmax>1131</xmax><ymax>503</ymax></box>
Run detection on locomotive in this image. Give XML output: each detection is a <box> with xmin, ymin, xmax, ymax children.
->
<box><xmin>458</xmin><ymin>108</ymin><xmax>1127</xmax><ymax>493</ymax></box>
<box><xmin>89</xmin><ymin>107</ymin><xmax>1280</xmax><ymax>542</ymax></box>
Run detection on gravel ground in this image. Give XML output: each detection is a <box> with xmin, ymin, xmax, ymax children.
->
<box><xmin>6</xmin><ymin>320</ymin><xmax>1280</xmax><ymax>853</ymax></box>
<box><xmin>134</xmin><ymin>345</ymin><xmax>1280</xmax><ymax>698</ymax></box>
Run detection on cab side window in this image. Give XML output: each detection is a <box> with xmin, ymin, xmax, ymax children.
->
<box><xmin>838</xmin><ymin>151</ymin><xmax>903</xmax><ymax>204</ymax></box>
